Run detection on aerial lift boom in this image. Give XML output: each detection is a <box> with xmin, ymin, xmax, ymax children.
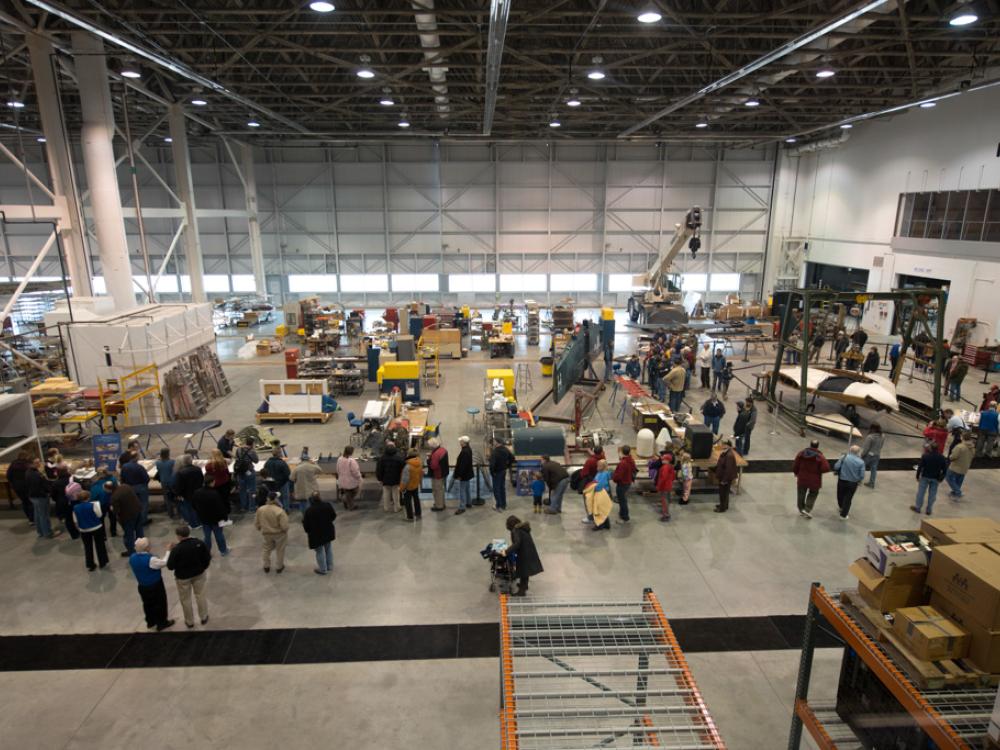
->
<box><xmin>627</xmin><ymin>207</ymin><xmax>702</xmax><ymax>325</ymax></box>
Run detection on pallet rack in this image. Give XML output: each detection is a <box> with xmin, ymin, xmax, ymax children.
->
<box><xmin>788</xmin><ymin>584</ymin><xmax>996</xmax><ymax>750</ymax></box>
<box><xmin>499</xmin><ymin>589</ymin><xmax>726</xmax><ymax>749</ymax></box>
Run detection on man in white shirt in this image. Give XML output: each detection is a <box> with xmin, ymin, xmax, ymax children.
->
<box><xmin>129</xmin><ymin>537</ymin><xmax>174</xmax><ymax>631</ymax></box>
<box><xmin>696</xmin><ymin>343</ymin><xmax>712</xmax><ymax>389</ymax></box>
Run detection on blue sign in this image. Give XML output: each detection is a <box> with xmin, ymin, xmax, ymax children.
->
<box><xmin>92</xmin><ymin>433</ymin><xmax>122</xmax><ymax>474</ymax></box>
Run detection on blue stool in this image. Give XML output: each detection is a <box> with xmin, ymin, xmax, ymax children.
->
<box><xmin>466</xmin><ymin>406</ymin><xmax>481</xmax><ymax>433</ymax></box>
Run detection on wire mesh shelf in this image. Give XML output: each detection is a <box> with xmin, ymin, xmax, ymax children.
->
<box><xmin>499</xmin><ymin>589</ymin><xmax>726</xmax><ymax>750</ymax></box>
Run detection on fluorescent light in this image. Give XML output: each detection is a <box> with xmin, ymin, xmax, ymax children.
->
<box><xmin>356</xmin><ymin>68</ymin><xmax>375</xmax><ymax>79</ymax></box>
<box><xmin>310</xmin><ymin>1</ymin><xmax>335</xmax><ymax>11</ymax></box>
<box><xmin>380</xmin><ymin>97</ymin><xmax>395</xmax><ymax>106</ymax></box>
<box><xmin>190</xmin><ymin>98</ymin><xmax>207</xmax><ymax>106</ymax></box>
<box><xmin>785</xmin><ymin>137</ymin><xmax>797</xmax><ymax>143</ymax></box>
<box><xmin>637</xmin><ymin>11</ymin><xmax>662</xmax><ymax>23</ymax></box>
<box><xmin>587</xmin><ymin>69</ymin><xmax>606</xmax><ymax>80</ymax></box>
<box><xmin>37</xmin><ymin>137</ymin><xmax>46</xmax><ymax>143</ymax></box>
<box><xmin>566</xmin><ymin>98</ymin><xmax>581</xmax><ymax>107</ymax></box>
<box><xmin>164</xmin><ymin>137</ymin><xmax>173</xmax><ymax>143</ymax></box>
<box><xmin>398</xmin><ymin>119</ymin><xmax>410</xmax><ymax>128</ymax></box>
<box><xmin>6</xmin><ymin>101</ymin><xmax>25</xmax><ymax>109</ymax></box>
<box><xmin>919</xmin><ymin>101</ymin><xmax>937</xmax><ymax>108</ymax></box>
<box><xmin>816</xmin><ymin>68</ymin><xmax>836</xmax><ymax>78</ymax></box>
<box><xmin>247</xmin><ymin>120</ymin><xmax>261</xmax><ymax>128</ymax></box>
<box><xmin>840</xmin><ymin>123</ymin><xmax>853</xmax><ymax>129</ymax></box>
<box><xmin>695</xmin><ymin>122</ymin><xmax>708</xmax><ymax>128</ymax></box>
<box><xmin>745</xmin><ymin>99</ymin><xmax>760</xmax><ymax>107</ymax></box>
<box><xmin>120</xmin><ymin>68</ymin><xmax>141</xmax><ymax>79</ymax></box>
<box><xmin>949</xmin><ymin>12</ymin><xmax>978</xmax><ymax>26</ymax></box>
<box><xmin>549</xmin><ymin>120</ymin><xmax>561</xmax><ymax>128</ymax></box>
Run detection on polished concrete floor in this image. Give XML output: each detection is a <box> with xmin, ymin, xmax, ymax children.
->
<box><xmin>6</xmin><ymin>316</ymin><xmax>998</xmax><ymax>749</ymax></box>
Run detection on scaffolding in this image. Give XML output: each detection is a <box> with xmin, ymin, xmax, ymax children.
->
<box><xmin>768</xmin><ymin>288</ymin><xmax>948</xmax><ymax>432</ymax></box>
<box><xmin>98</xmin><ymin>363</ymin><xmax>164</xmax><ymax>427</ymax></box>
<box><xmin>788</xmin><ymin>584</ymin><xmax>996</xmax><ymax>750</ymax></box>
<box><xmin>499</xmin><ymin>589</ymin><xmax>726</xmax><ymax>749</ymax></box>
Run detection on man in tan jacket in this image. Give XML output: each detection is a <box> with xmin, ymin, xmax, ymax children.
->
<box><xmin>255</xmin><ymin>492</ymin><xmax>289</xmax><ymax>573</ymax></box>
<box><xmin>946</xmin><ymin>432</ymin><xmax>974</xmax><ymax>499</ymax></box>
<box><xmin>291</xmin><ymin>457</ymin><xmax>322</xmax><ymax>512</ymax></box>
<box><xmin>664</xmin><ymin>362</ymin><xmax>687</xmax><ymax>413</ymax></box>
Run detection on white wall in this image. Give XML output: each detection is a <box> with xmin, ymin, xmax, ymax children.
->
<box><xmin>769</xmin><ymin>86</ymin><xmax>1000</xmax><ymax>343</ymax></box>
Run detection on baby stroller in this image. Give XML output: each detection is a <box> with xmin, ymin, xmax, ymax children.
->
<box><xmin>481</xmin><ymin>540</ymin><xmax>516</xmax><ymax>594</ymax></box>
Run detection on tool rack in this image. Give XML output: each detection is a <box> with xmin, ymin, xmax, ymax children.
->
<box><xmin>499</xmin><ymin>588</ymin><xmax>726</xmax><ymax>749</ymax></box>
<box><xmin>788</xmin><ymin>584</ymin><xmax>997</xmax><ymax>749</ymax></box>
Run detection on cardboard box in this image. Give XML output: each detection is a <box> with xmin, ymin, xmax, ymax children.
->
<box><xmin>921</xmin><ymin>517</ymin><xmax>1000</xmax><ymax>547</ymax></box>
<box><xmin>926</xmin><ymin>543</ymin><xmax>1000</xmax><ymax>631</ymax></box>
<box><xmin>891</xmin><ymin>605</ymin><xmax>969</xmax><ymax>661</ymax></box>
<box><xmin>989</xmin><ymin>677</ymin><xmax>1000</xmax><ymax>741</ymax></box>
<box><xmin>929</xmin><ymin>593</ymin><xmax>1000</xmax><ymax>673</ymax></box>
<box><xmin>849</xmin><ymin>559</ymin><xmax>928</xmax><ymax>613</ymax></box>
<box><xmin>865</xmin><ymin>530</ymin><xmax>931</xmax><ymax>574</ymax></box>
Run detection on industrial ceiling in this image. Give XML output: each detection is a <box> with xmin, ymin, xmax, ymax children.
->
<box><xmin>1</xmin><ymin>0</ymin><xmax>999</xmax><ymax>144</ymax></box>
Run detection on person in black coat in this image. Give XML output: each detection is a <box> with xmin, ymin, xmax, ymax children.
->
<box><xmin>449</xmin><ymin>438</ymin><xmax>476</xmax><ymax>514</ymax></box>
<box><xmin>504</xmin><ymin>515</ymin><xmax>543</xmax><ymax>596</ymax></box>
<box><xmin>191</xmin><ymin>481</ymin><xmax>229</xmax><ymax>555</ymax></box>
<box><xmin>862</xmin><ymin>347</ymin><xmax>880</xmax><ymax>374</ymax></box>
<box><xmin>6</xmin><ymin>450</ymin><xmax>33</xmax><ymax>524</ymax></box>
<box><xmin>174</xmin><ymin>454</ymin><xmax>205</xmax><ymax>528</ymax></box>
<box><xmin>302</xmin><ymin>493</ymin><xmax>337</xmax><ymax>575</ymax></box>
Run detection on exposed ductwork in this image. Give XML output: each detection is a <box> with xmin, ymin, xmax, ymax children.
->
<box><xmin>412</xmin><ymin>0</ymin><xmax>450</xmax><ymax>119</ymax></box>
<box><xmin>789</xmin><ymin>130</ymin><xmax>851</xmax><ymax>155</ymax></box>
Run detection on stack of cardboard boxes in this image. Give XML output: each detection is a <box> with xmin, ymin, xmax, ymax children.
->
<box><xmin>849</xmin><ymin>529</ymin><xmax>931</xmax><ymax>614</ymax></box>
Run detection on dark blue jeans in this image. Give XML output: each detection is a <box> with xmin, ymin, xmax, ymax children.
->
<box><xmin>705</xmin><ymin>415</ymin><xmax>721</xmax><ymax>435</ymax></box>
<box><xmin>668</xmin><ymin>390</ymin><xmax>683</xmax><ymax>412</ymax></box>
<box><xmin>121</xmin><ymin>517</ymin><xmax>144</xmax><ymax>553</ymax></box>
<box><xmin>202</xmin><ymin>523</ymin><xmax>228</xmax><ymax>554</ymax></box>
<box><xmin>492</xmin><ymin>472</ymin><xmax>507</xmax><ymax>509</ymax></box>
<box><xmin>616</xmin><ymin>482</ymin><xmax>630</xmax><ymax>521</ymax></box>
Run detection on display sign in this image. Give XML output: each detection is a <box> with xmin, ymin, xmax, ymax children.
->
<box><xmin>92</xmin><ymin>433</ymin><xmax>122</xmax><ymax>473</ymax></box>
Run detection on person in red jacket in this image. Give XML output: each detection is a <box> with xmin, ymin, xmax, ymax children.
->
<box><xmin>580</xmin><ymin>447</ymin><xmax>604</xmax><ymax>488</ymax></box>
<box><xmin>922</xmin><ymin>418</ymin><xmax>948</xmax><ymax>454</ymax></box>
<box><xmin>793</xmin><ymin>440</ymin><xmax>831</xmax><ymax>519</ymax></box>
<box><xmin>611</xmin><ymin>446</ymin><xmax>637</xmax><ymax>523</ymax></box>
<box><xmin>653</xmin><ymin>450</ymin><xmax>676</xmax><ymax>523</ymax></box>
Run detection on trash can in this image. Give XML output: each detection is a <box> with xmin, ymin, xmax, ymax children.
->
<box><xmin>540</xmin><ymin>356</ymin><xmax>554</xmax><ymax>377</ymax></box>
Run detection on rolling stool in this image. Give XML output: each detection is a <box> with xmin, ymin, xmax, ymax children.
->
<box><xmin>347</xmin><ymin>411</ymin><xmax>365</xmax><ymax>446</ymax></box>
<box><xmin>466</xmin><ymin>406</ymin><xmax>481</xmax><ymax>433</ymax></box>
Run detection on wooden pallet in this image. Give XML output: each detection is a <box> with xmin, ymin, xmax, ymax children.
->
<box><xmin>256</xmin><ymin>411</ymin><xmax>332</xmax><ymax>424</ymax></box>
<box><xmin>841</xmin><ymin>590</ymin><xmax>1000</xmax><ymax>690</ymax></box>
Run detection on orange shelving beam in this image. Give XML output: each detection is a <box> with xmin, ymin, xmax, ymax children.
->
<box><xmin>498</xmin><ymin>594</ymin><xmax>518</xmax><ymax>750</ymax></box>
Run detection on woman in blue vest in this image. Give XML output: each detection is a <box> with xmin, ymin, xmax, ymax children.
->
<box><xmin>129</xmin><ymin>538</ymin><xmax>174</xmax><ymax>631</ymax></box>
<box><xmin>71</xmin><ymin>491</ymin><xmax>110</xmax><ymax>571</ymax></box>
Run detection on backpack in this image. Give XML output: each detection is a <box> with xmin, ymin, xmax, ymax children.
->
<box><xmin>569</xmin><ymin>468</ymin><xmax>584</xmax><ymax>492</ymax></box>
<box><xmin>647</xmin><ymin>457</ymin><xmax>662</xmax><ymax>480</ymax></box>
<box><xmin>234</xmin><ymin>448</ymin><xmax>252</xmax><ymax>475</ymax></box>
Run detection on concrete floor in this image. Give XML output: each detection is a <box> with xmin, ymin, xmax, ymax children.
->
<box><xmin>7</xmin><ymin>316</ymin><xmax>998</xmax><ymax>749</ymax></box>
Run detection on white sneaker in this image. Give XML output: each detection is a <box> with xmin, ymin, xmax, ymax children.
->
<box><xmin>580</xmin><ymin>517</ymin><xmax>592</xmax><ymax>524</ymax></box>
<box><xmin>802</xmin><ymin>510</ymin><xmax>812</xmax><ymax>519</ymax></box>
<box><xmin>840</xmin><ymin>515</ymin><xmax>849</xmax><ymax>521</ymax></box>
<box><xmin>219</xmin><ymin>519</ymin><xmax>234</xmax><ymax>528</ymax></box>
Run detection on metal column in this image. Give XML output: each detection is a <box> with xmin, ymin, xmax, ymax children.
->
<box><xmin>168</xmin><ymin>103</ymin><xmax>205</xmax><ymax>303</ymax></box>
<box><xmin>240</xmin><ymin>143</ymin><xmax>267</xmax><ymax>296</ymax></box>
<box><xmin>72</xmin><ymin>31</ymin><xmax>135</xmax><ymax>311</ymax></box>
<box><xmin>27</xmin><ymin>33</ymin><xmax>92</xmax><ymax>297</ymax></box>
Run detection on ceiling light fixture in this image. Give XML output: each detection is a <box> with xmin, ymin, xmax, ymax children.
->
<box><xmin>549</xmin><ymin>119</ymin><xmax>561</xmax><ymax>128</ymax></box>
<box><xmin>816</xmin><ymin>67</ymin><xmax>836</xmax><ymax>78</ymax></box>
<box><xmin>695</xmin><ymin>122</ymin><xmax>708</xmax><ymax>128</ymax></box>
<box><xmin>380</xmin><ymin>88</ymin><xmax>394</xmax><ymax>106</ymax></box>
<box><xmin>840</xmin><ymin>123</ymin><xmax>853</xmax><ymax>129</ymax></box>
<box><xmin>587</xmin><ymin>56</ymin><xmax>606</xmax><ymax>80</ymax></box>
<box><xmin>356</xmin><ymin>54</ymin><xmax>375</xmax><ymax>79</ymax></box>
<box><xmin>949</xmin><ymin>5</ymin><xmax>978</xmax><ymax>26</ymax></box>
<box><xmin>919</xmin><ymin>101</ymin><xmax>937</xmax><ymax>108</ymax></box>
<box><xmin>37</xmin><ymin>137</ymin><xmax>46</xmax><ymax>143</ymax></box>
<box><xmin>745</xmin><ymin>98</ymin><xmax>760</xmax><ymax>107</ymax></box>
<box><xmin>119</xmin><ymin>63</ymin><xmax>141</xmax><ymax>79</ymax></box>
<box><xmin>566</xmin><ymin>88</ymin><xmax>581</xmax><ymax>107</ymax></box>
<box><xmin>785</xmin><ymin>137</ymin><xmax>797</xmax><ymax>143</ymax></box>
<box><xmin>191</xmin><ymin>98</ymin><xmax>207</xmax><ymax>106</ymax></box>
<box><xmin>309</xmin><ymin>1</ymin><xmax>335</xmax><ymax>11</ymax></box>
<box><xmin>7</xmin><ymin>100</ymin><xmax>25</xmax><ymax>109</ymax></box>
<box><xmin>637</xmin><ymin>10</ymin><xmax>662</xmax><ymax>23</ymax></box>
<box><xmin>398</xmin><ymin>115</ymin><xmax>411</xmax><ymax>128</ymax></box>
<box><xmin>247</xmin><ymin>120</ymin><xmax>261</xmax><ymax>128</ymax></box>
<box><xmin>164</xmin><ymin>137</ymin><xmax>173</xmax><ymax>143</ymax></box>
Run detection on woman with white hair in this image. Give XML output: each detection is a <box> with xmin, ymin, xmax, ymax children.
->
<box><xmin>450</xmin><ymin>436</ymin><xmax>475</xmax><ymax>515</ymax></box>
<box><xmin>129</xmin><ymin>537</ymin><xmax>174</xmax><ymax>631</ymax></box>
<box><xmin>425</xmin><ymin>437</ymin><xmax>449</xmax><ymax>512</ymax></box>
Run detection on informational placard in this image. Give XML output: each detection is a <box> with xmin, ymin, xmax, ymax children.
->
<box><xmin>514</xmin><ymin>459</ymin><xmax>542</xmax><ymax>497</ymax></box>
<box><xmin>92</xmin><ymin>433</ymin><xmax>122</xmax><ymax>473</ymax></box>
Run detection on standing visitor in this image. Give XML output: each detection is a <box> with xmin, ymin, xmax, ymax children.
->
<box><xmin>860</xmin><ymin>423</ymin><xmax>884</xmax><ymax>488</ymax></box>
<box><xmin>701</xmin><ymin>394</ymin><xmax>726</xmax><ymax>435</ymax></box>
<box><xmin>611</xmin><ymin>446</ymin><xmax>636</xmax><ymax>523</ymax></box>
<box><xmin>303</xmin><ymin>492</ymin><xmax>337</xmax><ymax>575</ymax></box>
<box><xmin>944</xmin><ymin>355</ymin><xmax>968</xmax><ymax>402</ymax></box>
<box><xmin>653</xmin><ymin>450</ymin><xmax>676</xmax><ymax>522</ymax></box>
<box><xmin>583</xmin><ymin>477</ymin><xmax>612</xmax><ymax>531</ymax></box>
<box><xmin>912</xmin><ymin>444</ymin><xmax>948</xmax><ymax>516</ymax></box>
<box><xmin>665</xmin><ymin>361</ymin><xmax>686</xmax><ymax>412</ymax></box>
<box><xmin>449</xmin><ymin>437</ymin><xmax>475</xmax><ymax>515</ymax></box>
<box><xmin>862</xmin><ymin>347</ymin><xmax>880</xmax><ymax>374</ymax></box>
<box><xmin>129</xmin><ymin>538</ymin><xmax>174</xmax><ymax>631</ymax></box>
<box><xmin>833</xmin><ymin>445</ymin><xmax>865</xmax><ymax>521</ymax></box>
<box><xmin>810</xmin><ymin>330</ymin><xmax>825</xmax><ymax>363</ymax></box>
<box><xmin>714</xmin><ymin>440</ymin><xmax>738</xmax><ymax>513</ymax></box>
<box><xmin>262</xmin><ymin>448</ymin><xmax>292</xmax><ymax>511</ymax></box>
<box><xmin>733</xmin><ymin>401</ymin><xmax>751</xmax><ymax>456</ymax></box>
<box><xmin>111</xmin><ymin>482</ymin><xmax>142</xmax><ymax>554</ymax></box>
<box><xmin>678</xmin><ymin>452</ymin><xmax>694</xmax><ymax>505</ymax></box>
<box><xmin>540</xmin><ymin>455</ymin><xmax>570</xmax><ymax>515</ymax></box>
<box><xmin>335</xmin><ymin>446</ymin><xmax>362</xmax><ymax>511</ymax></box>
<box><xmin>121</xmin><ymin>454</ymin><xmax>151</xmax><ymax>527</ymax></box>
<box><xmin>291</xmin><ymin>456</ymin><xmax>322</xmax><ymax>511</ymax></box>
<box><xmin>490</xmin><ymin>439</ymin><xmax>515</xmax><ymax>512</ymax></box>
<box><xmin>530</xmin><ymin>472</ymin><xmax>545</xmax><ymax>514</ymax></box>
<box><xmin>976</xmin><ymin>403</ymin><xmax>999</xmax><ymax>457</ymax></box>
<box><xmin>376</xmin><ymin>441</ymin><xmax>405</xmax><ymax>513</ymax></box>
<box><xmin>255</xmin><ymin>491</ymin><xmax>289</xmax><ymax>573</ymax></box>
<box><xmin>233</xmin><ymin>439</ymin><xmax>259</xmax><ymax>514</ymax></box>
<box><xmin>166</xmin><ymin>525</ymin><xmax>211</xmax><ymax>629</ymax></box>
<box><xmin>923</xmin><ymin>418</ymin><xmax>949</xmax><ymax>455</ymax></box>
<box><xmin>834</xmin><ymin>331</ymin><xmax>850</xmax><ymax>369</ymax></box>
<box><xmin>174</xmin><ymin>454</ymin><xmax>204</xmax><ymax>527</ymax></box>
<box><xmin>72</xmin><ymin>491</ymin><xmax>110</xmax><ymax>571</ymax></box>
<box><xmin>697</xmin><ymin>343</ymin><xmax>712</xmax><ymax>388</ymax></box>
<box><xmin>27</xmin><ymin>458</ymin><xmax>58</xmax><ymax>539</ymax></box>
<box><xmin>426</xmin><ymin>438</ymin><xmax>449</xmax><ymax>512</ymax></box>
<box><xmin>711</xmin><ymin>349</ymin><xmax>726</xmax><ymax>392</ymax></box>
<box><xmin>192</xmin><ymin>478</ymin><xmax>229</xmax><ymax>556</ymax></box>
<box><xmin>503</xmin><ymin>515</ymin><xmax>543</xmax><ymax>597</ymax></box>
<box><xmin>6</xmin><ymin>450</ymin><xmax>33</xmax><ymax>525</ymax></box>
<box><xmin>216</xmin><ymin>429</ymin><xmax>236</xmax><ymax>459</ymax></box>
<box><xmin>719</xmin><ymin>362</ymin><xmax>734</xmax><ymax>399</ymax></box>
<box><xmin>400</xmin><ymin>448</ymin><xmax>423</xmax><ymax>522</ymax></box>
<box><xmin>155</xmin><ymin>448</ymin><xmax>178</xmax><ymax>520</ymax></box>
<box><xmin>204</xmin><ymin>449</ymin><xmax>232</xmax><ymax>514</ymax></box>
<box><xmin>793</xmin><ymin>440</ymin><xmax>830</xmax><ymax>519</ymax></box>
<box><xmin>889</xmin><ymin>342</ymin><xmax>901</xmax><ymax>375</ymax></box>
<box><xmin>741</xmin><ymin>398</ymin><xmax>758</xmax><ymax>455</ymax></box>
<box><xmin>946</xmin><ymin>432</ymin><xmax>974</xmax><ymax>499</ymax></box>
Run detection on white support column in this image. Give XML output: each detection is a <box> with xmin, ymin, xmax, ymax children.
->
<box><xmin>72</xmin><ymin>32</ymin><xmax>135</xmax><ymax>311</ymax></box>
<box><xmin>26</xmin><ymin>33</ymin><xmax>92</xmax><ymax>297</ymax></box>
<box><xmin>240</xmin><ymin>143</ymin><xmax>266</xmax><ymax>295</ymax></box>
<box><xmin>167</xmin><ymin>104</ymin><xmax>205</xmax><ymax>303</ymax></box>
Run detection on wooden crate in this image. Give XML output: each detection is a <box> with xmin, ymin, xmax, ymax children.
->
<box><xmin>256</xmin><ymin>411</ymin><xmax>332</xmax><ymax>424</ymax></box>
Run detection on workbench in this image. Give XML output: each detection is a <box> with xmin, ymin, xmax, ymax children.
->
<box><xmin>488</xmin><ymin>335</ymin><xmax>514</xmax><ymax>358</ymax></box>
<box><xmin>398</xmin><ymin>405</ymin><xmax>433</xmax><ymax>447</ymax></box>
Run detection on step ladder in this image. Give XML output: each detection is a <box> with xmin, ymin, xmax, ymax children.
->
<box><xmin>515</xmin><ymin>362</ymin><xmax>533</xmax><ymax>395</ymax></box>
<box><xmin>420</xmin><ymin>344</ymin><xmax>441</xmax><ymax>388</ymax></box>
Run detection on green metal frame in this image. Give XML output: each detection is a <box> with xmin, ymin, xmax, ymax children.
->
<box><xmin>768</xmin><ymin>287</ymin><xmax>947</xmax><ymax>431</ymax></box>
